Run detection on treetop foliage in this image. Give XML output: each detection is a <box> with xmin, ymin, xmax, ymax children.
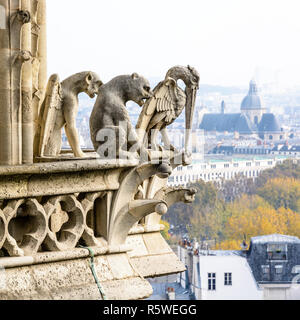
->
<box><xmin>164</xmin><ymin>160</ymin><xmax>300</xmax><ymax>249</ymax></box>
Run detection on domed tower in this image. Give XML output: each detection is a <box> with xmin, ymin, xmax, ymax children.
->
<box><xmin>241</xmin><ymin>80</ymin><xmax>265</xmax><ymax>125</ymax></box>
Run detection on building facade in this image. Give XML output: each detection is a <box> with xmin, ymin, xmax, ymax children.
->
<box><xmin>178</xmin><ymin>234</ymin><xmax>300</xmax><ymax>300</ymax></box>
<box><xmin>200</xmin><ymin>80</ymin><xmax>285</xmax><ymax>141</ymax></box>
<box><xmin>168</xmin><ymin>156</ymin><xmax>287</xmax><ymax>187</ymax></box>
<box><xmin>271</xmin><ymin>145</ymin><xmax>300</xmax><ymax>156</ymax></box>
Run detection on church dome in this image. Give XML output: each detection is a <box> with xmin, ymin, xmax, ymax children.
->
<box><xmin>241</xmin><ymin>80</ymin><xmax>262</xmax><ymax>110</ymax></box>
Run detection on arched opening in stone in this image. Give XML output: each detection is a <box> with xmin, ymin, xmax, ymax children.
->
<box><xmin>8</xmin><ymin>204</ymin><xmax>40</xmax><ymax>246</ymax></box>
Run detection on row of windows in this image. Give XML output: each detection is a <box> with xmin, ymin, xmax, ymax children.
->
<box><xmin>261</xmin><ymin>265</ymin><xmax>284</xmax><ymax>274</ymax></box>
<box><xmin>272</xmin><ymin>152</ymin><xmax>300</xmax><ymax>156</ymax></box>
<box><xmin>177</xmin><ymin>161</ymin><xmax>275</xmax><ymax>172</ymax></box>
<box><xmin>208</xmin><ymin>273</ymin><xmax>232</xmax><ymax>291</ymax></box>
<box><xmin>235</xmin><ymin>148</ymin><xmax>270</xmax><ymax>155</ymax></box>
<box><xmin>169</xmin><ymin>170</ymin><xmax>262</xmax><ymax>183</ymax></box>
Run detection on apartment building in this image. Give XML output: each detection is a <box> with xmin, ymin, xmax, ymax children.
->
<box><xmin>178</xmin><ymin>234</ymin><xmax>300</xmax><ymax>300</ymax></box>
<box><xmin>168</xmin><ymin>156</ymin><xmax>287</xmax><ymax>187</ymax></box>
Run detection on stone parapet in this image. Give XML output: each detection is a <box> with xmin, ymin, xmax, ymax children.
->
<box><xmin>0</xmin><ymin>160</ymin><xmax>191</xmax><ymax>300</ymax></box>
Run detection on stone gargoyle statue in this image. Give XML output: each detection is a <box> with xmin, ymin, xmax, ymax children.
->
<box><xmin>136</xmin><ymin>66</ymin><xmax>200</xmax><ymax>156</ymax></box>
<box><xmin>35</xmin><ymin>71</ymin><xmax>103</xmax><ymax>158</ymax></box>
<box><xmin>90</xmin><ymin>73</ymin><xmax>153</xmax><ymax>160</ymax></box>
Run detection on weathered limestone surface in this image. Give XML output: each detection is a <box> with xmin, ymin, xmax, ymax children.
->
<box><xmin>0</xmin><ymin>1</ymin><xmax>199</xmax><ymax>301</ymax></box>
<box><xmin>0</xmin><ymin>252</ymin><xmax>153</xmax><ymax>300</ymax></box>
<box><xmin>0</xmin><ymin>159</ymin><xmax>129</xmax><ymax>199</ymax></box>
<box><xmin>127</xmin><ymin>232</ymin><xmax>186</xmax><ymax>278</ymax></box>
<box><xmin>0</xmin><ymin>159</ymin><xmax>191</xmax><ymax>300</ymax></box>
<box><xmin>0</xmin><ymin>0</ymin><xmax>47</xmax><ymax>166</ymax></box>
<box><xmin>131</xmin><ymin>253</ymin><xmax>185</xmax><ymax>278</ymax></box>
<box><xmin>0</xmin><ymin>232</ymin><xmax>184</xmax><ymax>300</ymax></box>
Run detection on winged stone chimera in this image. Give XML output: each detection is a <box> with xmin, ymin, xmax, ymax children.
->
<box><xmin>34</xmin><ymin>71</ymin><xmax>103</xmax><ymax>159</ymax></box>
<box><xmin>136</xmin><ymin>65</ymin><xmax>200</xmax><ymax>154</ymax></box>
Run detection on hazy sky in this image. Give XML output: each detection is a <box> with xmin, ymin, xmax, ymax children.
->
<box><xmin>47</xmin><ymin>0</ymin><xmax>300</xmax><ymax>87</ymax></box>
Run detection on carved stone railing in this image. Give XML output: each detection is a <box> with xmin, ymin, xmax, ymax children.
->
<box><xmin>0</xmin><ymin>192</ymin><xmax>97</xmax><ymax>257</ymax></box>
<box><xmin>0</xmin><ymin>158</ymin><xmax>196</xmax><ymax>259</ymax></box>
<box><xmin>0</xmin><ymin>159</ymin><xmax>125</xmax><ymax>257</ymax></box>
<box><xmin>0</xmin><ymin>155</ymin><xmax>198</xmax><ymax>300</ymax></box>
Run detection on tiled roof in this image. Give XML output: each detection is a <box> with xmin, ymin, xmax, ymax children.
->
<box><xmin>258</xmin><ymin>113</ymin><xmax>281</xmax><ymax>133</ymax></box>
<box><xmin>251</xmin><ymin>234</ymin><xmax>300</xmax><ymax>244</ymax></box>
<box><xmin>200</xmin><ymin>113</ymin><xmax>255</xmax><ymax>134</ymax></box>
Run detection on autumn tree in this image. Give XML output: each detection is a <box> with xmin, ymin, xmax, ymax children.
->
<box><xmin>258</xmin><ymin>177</ymin><xmax>300</xmax><ymax>212</ymax></box>
<box><xmin>256</xmin><ymin>160</ymin><xmax>300</xmax><ymax>188</ymax></box>
<box><xmin>160</xmin><ymin>220</ymin><xmax>171</xmax><ymax>241</ymax></box>
<box><xmin>216</xmin><ymin>195</ymin><xmax>300</xmax><ymax>249</ymax></box>
<box><xmin>166</xmin><ymin>160</ymin><xmax>300</xmax><ymax>250</ymax></box>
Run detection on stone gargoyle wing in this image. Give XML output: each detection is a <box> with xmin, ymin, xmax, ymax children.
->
<box><xmin>38</xmin><ymin>74</ymin><xmax>63</xmax><ymax>157</ymax></box>
<box><xmin>136</xmin><ymin>77</ymin><xmax>178</xmax><ymax>145</ymax></box>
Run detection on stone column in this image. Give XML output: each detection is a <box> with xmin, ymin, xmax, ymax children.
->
<box><xmin>21</xmin><ymin>0</ymin><xmax>33</xmax><ymax>164</ymax></box>
<box><xmin>36</xmin><ymin>0</ymin><xmax>46</xmax><ymax>119</ymax></box>
<box><xmin>33</xmin><ymin>0</ymin><xmax>47</xmax><ymax>158</ymax></box>
<box><xmin>10</xmin><ymin>0</ymin><xmax>26</xmax><ymax>165</ymax></box>
<box><xmin>0</xmin><ymin>0</ymin><xmax>47</xmax><ymax>165</ymax></box>
<box><xmin>0</xmin><ymin>0</ymin><xmax>26</xmax><ymax>165</ymax></box>
<box><xmin>0</xmin><ymin>0</ymin><xmax>32</xmax><ymax>165</ymax></box>
<box><xmin>0</xmin><ymin>0</ymin><xmax>12</xmax><ymax>165</ymax></box>
<box><xmin>31</xmin><ymin>0</ymin><xmax>40</xmax><ymax>157</ymax></box>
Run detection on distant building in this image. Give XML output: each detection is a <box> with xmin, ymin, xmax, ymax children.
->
<box><xmin>210</xmin><ymin>145</ymin><xmax>272</xmax><ymax>156</ymax></box>
<box><xmin>168</xmin><ymin>156</ymin><xmax>287</xmax><ymax>187</ymax></box>
<box><xmin>271</xmin><ymin>144</ymin><xmax>300</xmax><ymax>156</ymax></box>
<box><xmin>200</xmin><ymin>80</ymin><xmax>286</xmax><ymax>141</ymax></box>
<box><xmin>178</xmin><ymin>234</ymin><xmax>300</xmax><ymax>300</ymax></box>
<box><xmin>210</xmin><ymin>143</ymin><xmax>300</xmax><ymax>159</ymax></box>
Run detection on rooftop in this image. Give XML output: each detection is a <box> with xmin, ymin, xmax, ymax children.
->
<box><xmin>191</xmin><ymin>156</ymin><xmax>286</xmax><ymax>165</ymax></box>
<box><xmin>198</xmin><ymin>250</ymin><xmax>244</xmax><ymax>257</ymax></box>
<box><xmin>251</xmin><ymin>234</ymin><xmax>300</xmax><ymax>244</ymax></box>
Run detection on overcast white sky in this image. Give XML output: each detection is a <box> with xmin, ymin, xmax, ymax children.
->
<box><xmin>47</xmin><ymin>0</ymin><xmax>300</xmax><ymax>87</ymax></box>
